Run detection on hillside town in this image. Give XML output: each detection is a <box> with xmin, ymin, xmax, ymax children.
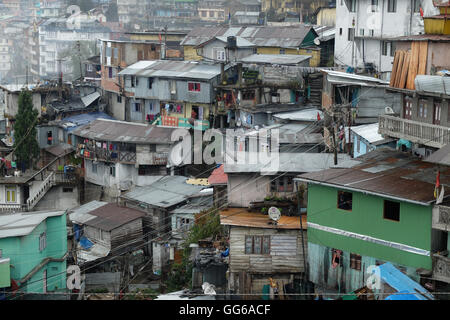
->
<box><xmin>0</xmin><ymin>0</ymin><xmax>449</xmax><ymax>303</ymax></box>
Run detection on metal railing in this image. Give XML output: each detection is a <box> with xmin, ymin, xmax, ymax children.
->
<box><xmin>433</xmin><ymin>252</ymin><xmax>450</xmax><ymax>284</ymax></box>
<box><xmin>379</xmin><ymin>115</ymin><xmax>450</xmax><ymax>148</ymax></box>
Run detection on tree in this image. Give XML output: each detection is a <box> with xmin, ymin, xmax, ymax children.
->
<box><xmin>13</xmin><ymin>90</ymin><xmax>39</xmax><ymax>171</ymax></box>
<box><xmin>105</xmin><ymin>0</ymin><xmax>119</xmax><ymax>22</ymax></box>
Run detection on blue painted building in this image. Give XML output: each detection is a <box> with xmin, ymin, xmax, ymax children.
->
<box><xmin>351</xmin><ymin>123</ymin><xmax>395</xmax><ymax>158</ymax></box>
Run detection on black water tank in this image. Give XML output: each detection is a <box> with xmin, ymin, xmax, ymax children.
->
<box><xmin>227</xmin><ymin>36</ymin><xmax>237</xmax><ymax>49</ymax></box>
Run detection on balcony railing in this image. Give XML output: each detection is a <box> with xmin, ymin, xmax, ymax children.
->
<box><xmin>379</xmin><ymin>115</ymin><xmax>450</xmax><ymax>148</ymax></box>
<box><xmin>153</xmin><ymin>152</ymin><xmax>169</xmax><ymax>165</ymax></box>
<box><xmin>433</xmin><ymin>252</ymin><xmax>450</xmax><ymax>284</ymax></box>
<box><xmin>78</xmin><ymin>146</ymin><xmax>136</xmax><ymax>164</ymax></box>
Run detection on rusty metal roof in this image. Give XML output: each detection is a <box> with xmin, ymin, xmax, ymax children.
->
<box><xmin>208</xmin><ymin>164</ymin><xmax>228</xmax><ymax>185</ymax></box>
<box><xmin>392</xmin><ymin>34</ymin><xmax>450</xmax><ymax>42</ymax></box>
<box><xmin>297</xmin><ymin>148</ymin><xmax>450</xmax><ymax>205</ymax></box>
<box><xmin>72</xmin><ymin>118</ymin><xmax>177</xmax><ymax>144</ymax></box>
<box><xmin>220</xmin><ymin>207</ymin><xmax>306</xmax><ymax>230</ymax></box>
<box><xmin>82</xmin><ymin>203</ymin><xmax>145</xmax><ymax>232</ymax></box>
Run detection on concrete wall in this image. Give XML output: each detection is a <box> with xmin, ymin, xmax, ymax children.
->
<box><xmin>33</xmin><ymin>185</ymin><xmax>80</xmax><ymax>212</ymax></box>
<box><xmin>227</xmin><ymin>174</ymin><xmax>270</xmax><ymax>207</ymax></box>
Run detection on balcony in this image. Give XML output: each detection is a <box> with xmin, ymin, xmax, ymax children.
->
<box><xmin>78</xmin><ymin>145</ymin><xmax>137</xmax><ymax>164</ymax></box>
<box><xmin>379</xmin><ymin>115</ymin><xmax>450</xmax><ymax>148</ymax></box>
<box><xmin>433</xmin><ymin>252</ymin><xmax>450</xmax><ymax>284</ymax></box>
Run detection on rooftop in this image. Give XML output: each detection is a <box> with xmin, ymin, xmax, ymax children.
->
<box><xmin>323</xmin><ymin>70</ymin><xmax>390</xmax><ymax>87</ymax></box>
<box><xmin>239</xmin><ymin>54</ymin><xmax>312</xmax><ymax>65</ymax></box>
<box><xmin>350</xmin><ymin>123</ymin><xmax>394</xmax><ymax>146</ymax></box>
<box><xmin>220</xmin><ymin>207</ymin><xmax>307</xmax><ymax>230</ymax></box>
<box><xmin>273</xmin><ymin>108</ymin><xmax>324</xmax><ymax>122</ymax></box>
<box><xmin>0</xmin><ymin>210</ymin><xmax>65</xmax><ymax>239</ymax></box>
<box><xmin>70</xmin><ymin>202</ymin><xmax>145</xmax><ymax>232</ymax></box>
<box><xmin>296</xmin><ymin>148</ymin><xmax>450</xmax><ymax>205</ymax></box>
<box><xmin>121</xmin><ymin>176</ymin><xmax>207</xmax><ymax>208</ymax></box>
<box><xmin>181</xmin><ymin>25</ymin><xmax>317</xmax><ymax>49</ymax></box>
<box><xmin>118</xmin><ymin>60</ymin><xmax>222</xmax><ymax>80</ymax></box>
<box><xmin>208</xmin><ymin>164</ymin><xmax>228</xmax><ymax>185</ymax></box>
<box><xmin>72</xmin><ymin>118</ymin><xmax>178</xmax><ymax>144</ymax></box>
<box><xmin>46</xmin><ymin>112</ymin><xmax>115</xmax><ymax>132</ymax></box>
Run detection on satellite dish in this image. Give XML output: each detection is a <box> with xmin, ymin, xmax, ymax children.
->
<box><xmin>314</xmin><ymin>38</ymin><xmax>321</xmax><ymax>46</ymax></box>
<box><xmin>385</xmin><ymin>106</ymin><xmax>395</xmax><ymax>115</ymax></box>
<box><xmin>268</xmin><ymin>207</ymin><xmax>281</xmax><ymax>223</ymax></box>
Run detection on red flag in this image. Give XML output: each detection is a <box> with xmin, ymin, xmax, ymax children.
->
<box><xmin>434</xmin><ymin>170</ymin><xmax>440</xmax><ymax>199</ymax></box>
<box><xmin>158</xmin><ymin>33</ymin><xmax>162</xmax><ymax>43</ymax></box>
<box><xmin>420</xmin><ymin>7</ymin><xmax>424</xmax><ymax>17</ymax></box>
<box><xmin>317</xmin><ymin>112</ymin><xmax>321</xmax><ymax>121</ymax></box>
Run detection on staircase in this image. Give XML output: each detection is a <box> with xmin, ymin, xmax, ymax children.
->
<box><xmin>26</xmin><ymin>171</ymin><xmax>55</xmax><ymax>210</ymax></box>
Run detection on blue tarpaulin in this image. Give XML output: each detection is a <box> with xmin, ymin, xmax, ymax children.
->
<box><xmin>73</xmin><ymin>224</ymin><xmax>81</xmax><ymax>242</ymax></box>
<box><xmin>79</xmin><ymin>236</ymin><xmax>93</xmax><ymax>250</ymax></box>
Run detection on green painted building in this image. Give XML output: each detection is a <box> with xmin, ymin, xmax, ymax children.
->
<box><xmin>0</xmin><ymin>210</ymin><xmax>67</xmax><ymax>297</ymax></box>
<box><xmin>296</xmin><ymin>148</ymin><xmax>447</xmax><ymax>295</ymax></box>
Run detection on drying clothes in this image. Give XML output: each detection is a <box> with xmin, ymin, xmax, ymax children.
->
<box><xmin>176</xmin><ymin>105</ymin><xmax>181</xmax><ymax>113</ymax></box>
<box><xmin>103</xmin><ymin>143</ymin><xmax>107</xmax><ymax>149</ymax></box>
<box><xmin>109</xmin><ymin>144</ymin><xmax>113</xmax><ymax>151</ymax></box>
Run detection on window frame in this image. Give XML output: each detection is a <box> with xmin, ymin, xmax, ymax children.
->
<box><xmin>383</xmin><ymin>199</ymin><xmax>400</xmax><ymax>222</ymax></box>
<box><xmin>245</xmin><ymin>235</ymin><xmax>271</xmax><ymax>255</ymax></box>
<box><xmin>39</xmin><ymin>232</ymin><xmax>47</xmax><ymax>251</ymax></box>
<box><xmin>188</xmin><ymin>82</ymin><xmax>201</xmax><ymax>92</ymax></box>
<box><xmin>337</xmin><ymin>190</ymin><xmax>353</xmax><ymax>211</ymax></box>
<box><xmin>350</xmin><ymin>253</ymin><xmax>362</xmax><ymax>270</ymax></box>
<box><xmin>387</xmin><ymin>0</ymin><xmax>396</xmax><ymax>12</ymax></box>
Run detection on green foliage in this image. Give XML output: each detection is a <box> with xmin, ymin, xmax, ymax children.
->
<box><xmin>125</xmin><ymin>288</ymin><xmax>159</xmax><ymax>300</ymax></box>
<box><xmin>162</xmin><ymin>209</ymin><xmax>224</xmax><ymax>292</ymax></box>
<box><xmin>86</xmin><ymin>287</ymin><xmax>108</xmax><ymax>293</ymax></box>
<box><xmin>13</xmin><ymin>90</ymin><xmax>39</xmax><ymax>169</ymax></box>
<box><xmin>261</xmin><ymin>207</ymin><xmax>268</xmax><ymax>214</ymax></box>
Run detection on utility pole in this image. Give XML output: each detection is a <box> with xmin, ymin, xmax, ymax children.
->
<box><xmin>77</xmin><ymin>41</ymin><xmax>83</xmax><ymax>81</ymax></box>
<box><xmin>296</xmin><ymin>184</ymin><xmax>307</xmax><ymax>285</ymax></box>
<box><xmin>331</xmin><ymin>125</ymin><xmax>338</xmax><ymax>165</ymax></box>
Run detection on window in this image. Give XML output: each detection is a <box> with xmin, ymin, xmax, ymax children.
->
<box><xmin>92</xmin><ymin>162</ymin><xmax>97</xmax><ymax>173</ymax></box>
<box><xmin>138</xmin><ymin>165</ymin><xmax>160</xmax><ymax>176</ymax></box>
<box><xmin>359</xmin><ymin>28</ymin><xmax>364</xmax><ymax>36</ymax></box>
<box><xmin>270</xmin><ymin>176</ymin><xmax>294</xmax><ymax>192</ymax></box>
<box><xmin>371</xmin><ymin>0</ymin><xmax>378</xmax><ymax>11</ymax></box>
<box><xmin>117</xmin><ymin>94</ymin><xmax>122</xmax><ymax>103</ymax></box>
<box><xmin>384</xmin><ymin>200</ymin><xmax>400</xmax><ymax>221</ymax></box>
<box><xmin>339</xmin><ymin>28</ymin><xmax>343</xmax><ymax>36</ymax></box>
<box><xmin>418</xmin><ymin>99</ymin><xmax>428</xmax><ymax>118</ymax></box>
<box><xmin>63</xmin><ymin>187</ymin><xmax>73</xmax><ymax>193</ymax></box>
<box><xmin>0</xmin><ymin>249</ymin><xmax>2</xmax><ymax>258</ymax></box>
<box><xmin>216</xmin><ymin>50</ymin><xmax>225</xmax><ymax>61</ymax></box>
<box><xmin>387</xmin><ymin>0</ymin><xmax>396</xmax><ymax>12</ymax></box>
<box><xmin>209</xmin><ymin>11</ymin><xmax>214</xmax><ymax>17</ymax></box>
<box><xmin>245</xmin><ymin>235</ymin><xmax>270</xmax><ymax>254</ymax></box>
<box><xmin>332</xmin><ymin>249</ymin><xmax>343</xmax><ymax>267</ymax></box>
<box><xmin>390</xmin><ymin>42</ymin><xmax>396</xmax><ymax>57</ymax></box>
<box><xmin>242</xmin><ymin>90</ymin><xmax>255</xmax><ymax>100</ymax></box>
<box><xmin>348</xmin><ymin>28</ymin><xmax>355</xmax><ymax>41</ymax></box>
<box><xmin>176</xmin><ymin>217</ymin><xmax>192</xmax><ymax>231</ymax></box>
<box><xmin>108</xmin><ymin>66</ymin><xmax>113</xmax><ymax>78</ymax></box>
<box><xmin>337</xmin><ymin>191</ymin><xmax>352</xmax><ymax>211</ymax></box>
<box><xmin>350</xmin><ymin>253</ymin><xmax>362</xmax><ymax>270</ymax></box>
<box><xmin>369</xmin><ymin>29</ymin><xmax>374</xmax><ymax>37</ymax></box>
<box><xmin>413</xmin><ymin>0</ymin><xmax>420</xmax><ymax>12</ymax></box>
<box><xmin>356</xmin><ymin>136</ymin><xmax>360</xmax><ymax>153</ymax></box>
<box><xmin>134</xmin><ymin>102</ymin><xmax>141</xmax><ymax>112</ymax></box>
<box><xmin>434</xmin><ymin>101</ymin><xmax>442</xmax><ymax>125</ymax></box>
<box><xmin>381</xmin><ymin>41</ymin><xmax>388</xmax><ymax>56</ymax></box>
<box><xmin>188</xmin><ymin>82</ymin><xmax>201</xmax><ymax>92</ymax></box>
<box><xmin>110</xmin><ymin>166</ymin><xmax>115</xmax><ymax>177</ymax></box>
<box><xmin>5</xmin><ymin>186</ymin><xmax>16</xmax><ymax>203</ymax></box>
<box><xmin>201</xmin><ymin>11</ymin><xmax>207</xmax><ymax>17</ymax></box>
<box><xmin>47</xmin><ymin>130</ymin><xmax>53</xmax><ymax>145</ymax></box>
<box><xmin>280</xmin><ymin>49</ymin><xmax>286</xmax><ymax>54</ymax></box>
<box><xmin>87</xmin><ymin>64</ymin><xmax>93</xmax><ymax>72</ymax></box>
<box><xmin>348</xmin><ymin>0</ymin><xmax>356</xmax><ymax>12</ymax></box>
<box><xmin>150</xmin><ymin>144</ymin><xmax>157</xmax><ymax>152</ymax></box>
<box><xmin>148</xmin><ymin>78</ymin><xmax>153</xmax><ymax>89</ymax></box>
<box><xmin>39</xmin><ymin>232</ymin><xmax>47</xmax><ymax>251</ymax></box>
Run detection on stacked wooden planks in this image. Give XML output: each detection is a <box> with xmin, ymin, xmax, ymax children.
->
<box><xmin>389</xmin><ymin>41</ymin><xmax>428</xmax><ymax>90</ymax></box>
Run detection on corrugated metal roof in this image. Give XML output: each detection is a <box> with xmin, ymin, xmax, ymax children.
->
<box><xmin>81</xmin><ymin>91</ymin><xmax>101</xmax><ymax>107</ymax></box>
<box><xmin>57</xmin><ymin>112</ymin><xmax>115</xmax><ymax>132</ymax></box>
<box><xmin>424</xmin><ymin>144</ymin><xmax>450</xmax><ymax>165</ymax></box>
<box><xmin>323</xmin><ymin>70</ymin><xmax>390</xmax><ymax>86</ymax></box>
<box><xmin>239</xmin><ymin>54</ymin><xmax>311</xmax><ymax>65</ymax></box>
<box><xmin>72</xmin><ymin>118</ymin><xmax>178</xmax><ymax>144</ymax></box>
<box><xmin>415</xmin><ymin>75</ymin><xmax>450</xmax><ymax>96</ymax></box>
<box><xmin>350</xmin><ymin>123</ymin><xmax>393</xmax><ymax>145</ymax></box>
<box><xmin>171</xmin><ymin>195</ymin><xmax>213</xmax><ymax>215</ymax></box>
<box><xmin>44</xmin><ymin>143</ymin><xmax>74</xmax><ymax>157</ymax></box>
<box><xmin>208</xmin><ymin>164</ymin><xmax>228</xmax><ymax>185</ymax></box>
<box><xmin>215</xmin><ymin>36</ymin><xmax>255</xmax><ymax>47</ymax></box>
<box><xmin>0</xmin><ymin>210</ymin><xmax>65</xmax><ymax>239</ymax></box>
<box><xmin>83</xmin><ymin>203</ymin><xmax>145</xmax><ymax>231</ymax></box>
<box><xmin>121</xmin><ymin>176</ymin><xmax>206</xmax><ymax>208</ymax></box>
<box><xmin>273</xmin><ymin>108</ymin><xmax>323</xmax><ymax>121</ymax></box>
<box><xmin>220</xmin><ymin>207</ymin><xmax>307</xmax><ymax>229</ymax></box>
<box><xmin>119</xmin><ymin>60</ymin><xmax>222</xmax><ymax>80</ymax></box>
<box><xmin>69</xmin><ymin>200</ymin><xmax>108</xmax><ymax>225</ymax></box>
<box><xmin>224</xmin><ymin>152</ymin><xmax>358</xmax><ymax>173</ymax></box>
<box><xmin>181</xmin><ymin>25</ymin><xmax>315</xmax><ymax>48</ymax></box>
<box><xmin>297</xmin><ymin>148</ymin><xmax>450</xmax><ymax>204</ymax></box>
<box><xmin>378</xmin><ymin>262</ymin><xmax>434</xmax><ymax>300</ymax></box>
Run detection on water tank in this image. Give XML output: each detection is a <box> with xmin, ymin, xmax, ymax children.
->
<box><xmin>227</xmin><ymin>36</ymin><xmax>237</xmax><ymax>49</ymax></box>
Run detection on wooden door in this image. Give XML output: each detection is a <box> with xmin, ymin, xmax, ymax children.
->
<box><xmin>403</xmin><ymin>96</ymin><xmax>413</xmax><ymax>119</ymax></box>
<box><xmin>433</xmin><ymin>102</ymin><xmax>441</xmax><ymax>125</ymax></box>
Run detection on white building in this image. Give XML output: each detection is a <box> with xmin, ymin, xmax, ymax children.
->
<box><xmin>38</xmin><ymin>17</ymin><xmax>111</xmax><ymax>80</ymax></box>
<box><xmin>334</xmin><ymin>0</ymin><xmax>438</xmax><ymax>79</ymax></box>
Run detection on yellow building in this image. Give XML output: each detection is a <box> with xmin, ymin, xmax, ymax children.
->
<box><xmin>424</xmin><ymin>5</ymin><xmax>450</xmax><ymax>35</ymax></box>
<box><xmin>181</xmin><ymin>25</ymin><xmax>322</xmax><ymax>67</ymax></box>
